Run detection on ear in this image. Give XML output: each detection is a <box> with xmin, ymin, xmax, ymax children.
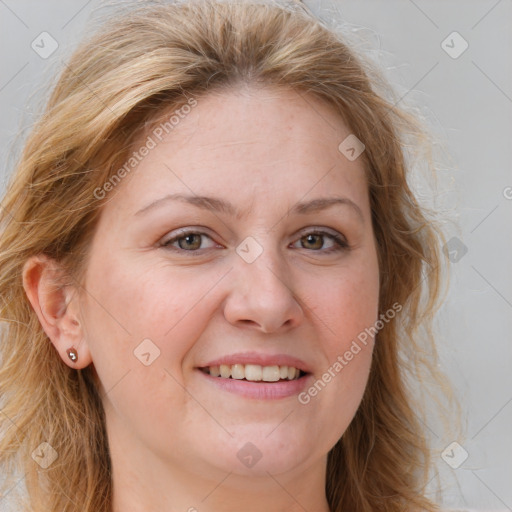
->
<box><xmin>22</xmin><ymin>255</ymin><xmax>93</xmax><ymax>369</ymax></box>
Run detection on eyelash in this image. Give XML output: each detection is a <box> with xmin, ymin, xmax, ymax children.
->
<box><xmin>160</xmin><ymin>228</ymin><xmax>349</xmax><ymax>255</ymax></box>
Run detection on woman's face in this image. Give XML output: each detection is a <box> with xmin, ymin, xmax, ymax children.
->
<box><xmin>79</xmin><ymin>85</ymin><xmax>379</xmax><ymax>480</ymax></box>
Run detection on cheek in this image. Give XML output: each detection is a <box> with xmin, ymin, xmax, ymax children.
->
<box><xmin>296</xmin><ymin>257</ymin><xmax>379</xmax><ymax>427</ymax></box>
<box><xmin>80</xmin><ymin>258</ymin><xmax>213</xmax><ymax>437</ymax></box>
<box><xmin>81</xmin><ymin>254</ymin><xmax>226</xmax><ymax>382</ymax></box>
<box><xmin>307</xmin><ymin>260</ymin><xmax>380</xmax><ymax>354</ymax></box>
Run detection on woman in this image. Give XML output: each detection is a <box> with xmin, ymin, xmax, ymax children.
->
<box><xmin>0</xmin><ymin>1</ymin><xmax>451</xmax><ymax>511</ymax></box>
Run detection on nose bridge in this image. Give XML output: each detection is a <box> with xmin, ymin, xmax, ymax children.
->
<box><xmin>236</xmin><ymin>234</ymin><xmax>289</xmax><ymax>291</ymax></box>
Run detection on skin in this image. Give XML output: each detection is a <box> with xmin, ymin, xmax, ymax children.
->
<box><xmin>23</xmin><ymin>85</ymin><xmax>380</xmax><ymax>512</ymax></box>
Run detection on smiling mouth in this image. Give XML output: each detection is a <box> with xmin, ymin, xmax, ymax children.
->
<box><xmin>199</xmin><ymin>364</ymin><xmax>308</xmax><ymax>382</ymax></box>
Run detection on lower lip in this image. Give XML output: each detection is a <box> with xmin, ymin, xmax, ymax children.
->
<box><xmin>196</xmin><ymin>369</ymin><xmax>312</xmax><ymax>400</ymax></box>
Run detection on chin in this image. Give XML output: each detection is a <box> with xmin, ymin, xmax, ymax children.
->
<box><xmin>205</xmin><ymin>431</ymin><xmax>317</xmax><ymax>478</ymax></box>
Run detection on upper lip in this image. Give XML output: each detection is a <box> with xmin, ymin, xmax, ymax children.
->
<box><xmin>198</xmin><ymin>352</ymin><xmax>311</xmax><ymax>373</ymax></box>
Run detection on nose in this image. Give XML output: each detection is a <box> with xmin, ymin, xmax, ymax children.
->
<box><xmin>223</xmin><ymin>245</ymin><xmax>304</xmax><ymax>334</ymax></box>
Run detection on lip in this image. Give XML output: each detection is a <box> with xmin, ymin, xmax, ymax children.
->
<box><xmin>196</xmin><ymin>368</ymin><xmax>313</xmax><ymax>400</ymax></box>
<box><xmin>198</xmin><ymin>352</ymin><xmax>312</xmax><ymax>373</ymax></box>
<box><xmin>195</xmin><ymin>351</ymin><xmax>313</xmax><ymax>400</ymax></box>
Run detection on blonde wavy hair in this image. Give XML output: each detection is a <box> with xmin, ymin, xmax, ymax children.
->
<box><xmin>0</xmin><ymin>1</ymin><xmax>452</xmax><ymax>511</ymax></box>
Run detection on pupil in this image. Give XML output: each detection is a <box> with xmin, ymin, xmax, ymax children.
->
<box><xmin>305</xmin><ymin>234</ymin><xmax>322</xmax><ymax>249</ymax></box>
<box><xmin>180</xmin><ymin>234</ymin><xmax>200</xmax><ymax>249</ymax></box>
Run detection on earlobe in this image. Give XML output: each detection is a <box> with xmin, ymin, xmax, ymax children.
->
<box><xmin>22</xmin><ymin>255</ymin><xmax>93</xmax><ymax>369</ymax></box>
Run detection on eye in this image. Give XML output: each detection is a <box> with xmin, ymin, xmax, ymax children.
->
<box><xmin>161</xmin><ymin>230</ymin><xmax>219</xmax><ymax>252</ymax></box>
<box><xmin>291</xmin><ymin>230</ymin><xmax>349</xmax><ymax>253</ymax></box>
<box><xmin>160</xmin><ymin>228</ymin><xmax>349</xmax><ymax>255</ymax></box>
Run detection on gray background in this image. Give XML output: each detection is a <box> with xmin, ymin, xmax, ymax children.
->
<box><xmin>0</xmin><ymin>1</ymin><xmax>511</xmax><ymax>510</ymax></box>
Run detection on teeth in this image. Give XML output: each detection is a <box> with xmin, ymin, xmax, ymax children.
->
<box><xmin>262</xmin><ymin>365</ymin><xmax>280</xmax><ymax>382</ymax></box>
<box><xmin>205</xmin><ymin>364</ymin><xmax>303</xmax><ymax>381</ymax></box>
<box><xmin>232</xmin><ymin>364</ymin><xmax>245</xmax><ymax>380</ymax></box>
<box><xmin>219</xmin><ymin>364</ymin><xmax>231</xmax><ymax>378</ymax></box>
<box><xmin>245</xmin><ymin>364</ymin><xmax>262</xmax><ymax>381</ymax></box>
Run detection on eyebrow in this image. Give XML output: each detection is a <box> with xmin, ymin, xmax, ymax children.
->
<box><xmin>135</xmin><ymin>193</ymin><xmax>364</xmax><ymax>222</ymax></box>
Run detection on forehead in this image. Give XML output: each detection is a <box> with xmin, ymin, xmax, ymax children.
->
<box><xmin>102</xmin><ymin>85</ymin><xmax>369</xmax><ymax>219</ymax></box>
<box><xmin>160</xmin><ymin>85</ymin><xmax>355</xmax><ymax>161</ymax></box>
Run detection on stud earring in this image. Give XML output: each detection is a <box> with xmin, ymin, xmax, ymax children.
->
<box><xmin>66</xmin><ymin>347</ymin><xmax>78</xmax><ymax>362</ymax></box>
